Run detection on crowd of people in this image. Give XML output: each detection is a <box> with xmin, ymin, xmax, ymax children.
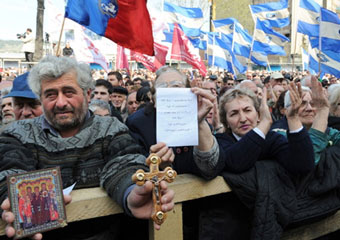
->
<box><xmin>1</xmin><ymin>56</ymin><xmax>340</xmax><ymax>240</ymax></box>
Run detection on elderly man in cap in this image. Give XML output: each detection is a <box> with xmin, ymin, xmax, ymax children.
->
<box><xmin>111</xmin><ymin>86</ymin><xmax>128</xmax><ymax>113</ymax></box>
<box><xmin>270</xmin><ymin>72</ymin><xmax>285</xmax><ymax>87</ymax></box>
<box><xmin>209</xmin><ymin>74</ymin><xmax>218</xmax><ymax>81</ymax></box>
<box><xmin>0</xmin><ymin>88</ymin><xmax>15</xmax><ymax>127</ymax></box>
<box><xmin>3</xmin><ymin>72</ymin><xmax>43</xmax><ymax>120</ymax></box>
<box><xmin>235</xmin><ymin>73</ymin><xmax>246</xmax><ymax>85</ymax></box>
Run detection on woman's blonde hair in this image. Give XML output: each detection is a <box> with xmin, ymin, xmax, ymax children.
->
<box><xmin>219</xmin><ymin>88</ymin><xmax>260</xmax><ymax>131</ymax></box>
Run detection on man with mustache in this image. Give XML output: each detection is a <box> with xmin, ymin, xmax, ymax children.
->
<box><xmin>0</xmin><ymin>56</ymin><xmax>174</xmax><ymax>240</ymax></box>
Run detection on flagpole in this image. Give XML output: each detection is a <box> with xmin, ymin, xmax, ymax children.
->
<box><xmin>226</xmin><ymin>28</ymin><xmax>238</xmax><ymax>77</ymax></box>
<box><xmin>291</xmin><ymin>33</ymin><xmax>299</xmax><ymax>73</ymax></box>
<box><xmin>266</xmin><ymin>59</ymin><xmax>272</xmax><ymax>72</ymax></box>
<box><xmin>247</xmin><ymin>17</ymin><xmax>257</xmax><ymax>71</ymax></box>
<box><xmin>212</xmin><ymin>32</ymin><xmax>216</xmax><ymax>66</ymax></box>
<box><xmin>301</xmin><ymin>47</ymin><xmax>304</xmax><ymax>72</ymax></box>
<box><xmin>211</xmin><ymin>0</ymin><xmax>216</xmax><ymax>31</ymax></box>
<box><xmin>230</xmin><ymin>22</ymin><xmax>238</xmax><ymax>74</ymax></box>
<box><xmin>291</xmin><ymin>0</ymin><xmax>299</xmax><ymax>74</ymax></box>
<box><xmin>318</xmin><ymin>9</ymin><xmax>322</xmax><ymax>75</ymax></box>
<box><xmin>231</xmin><ymin>22</ymin><xmax>235</xmax><ymax>52</ymax></box>
<box><xmin>56</xmin><ymin>16</ymin><xmax>66</xmax><ymax>57</ymax></box>
<box><xmin>231</xmin><ymin>64</ymin><xmax>237</xmax><ymax>78</ymax></box>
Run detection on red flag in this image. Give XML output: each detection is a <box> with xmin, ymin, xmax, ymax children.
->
<box><xmin>65</xmin><ymin>0</ymin><xmax>154</xmax><ymax>56</ymax></box>
<box><xmin>116</xmin><ymin>45</ymin><xmax>129</xmax><ymax>71</ymax></box>
<box><xmin>131</xmin><ymin>43</ymin><xmax>168</xmax><ymax>72</ymax></box>
<box><xmin>171</xmin><ymin>24</ymin><xmax>207</xmax><ymax>76</ymax></box>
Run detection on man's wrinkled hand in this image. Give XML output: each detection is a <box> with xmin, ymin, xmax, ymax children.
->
<box><xmin>127</xmin><ymin>181</ymin><xmax>175</xmax><ymax>230</ymax></box>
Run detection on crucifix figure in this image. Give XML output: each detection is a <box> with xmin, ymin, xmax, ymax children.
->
<box><xmin>132</xmin><ymin>153</ymin><xmax>177</xmax><ymax>225</ymax></box>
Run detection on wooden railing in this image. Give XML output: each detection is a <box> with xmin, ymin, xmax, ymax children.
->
<box><xmin>1</xmin><ymin>174</ymin><xmax>340</xmax><ymax>239</ymax></box>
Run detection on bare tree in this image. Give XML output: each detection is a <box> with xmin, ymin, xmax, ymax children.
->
<box><xmin>34</xmin><ymin>0</ymin><xmax>45</xmax><ymax>61</ymax></box>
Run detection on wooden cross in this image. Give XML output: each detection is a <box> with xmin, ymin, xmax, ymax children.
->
<box><xmin>132</xmin><ymin>153</ymin><xmax>177</xmax><ymax>225</ymax></box>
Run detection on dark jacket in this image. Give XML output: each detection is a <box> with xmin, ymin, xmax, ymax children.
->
<box><xmin>328</xmin><ymin>116</ymin><xmax>340</xmax><ymax>131</ymax></box>
<box><xmin>109</xmin><ymin>101</ymin><xmax>123</xmax><ymax>122</ymax></box>
<box><xmin>221</xmin><ymin>144</ymin><xmax>340</xmax><ymax>240</ymax></box>
<box><xmin>271</xmin><ymin>116</ymin><xmax>289</xmax><ymax>131</ymax></box>
<box><xmin>205</xmin><ymin>128</ymin><xmax>314</xmax><ymax>240</ymax></box>
<box><xmin>215</xmin><ymin>128</ymin><xmax>315</xmax><ymax>175</ymax></box>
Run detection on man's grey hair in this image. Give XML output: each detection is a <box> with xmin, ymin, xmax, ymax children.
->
<box><xmin>155</xmin><ymin>66</ymin><xmax>188</xmax><ymax>85</ymax></box>
<box><xmin>1</xmin><ymin>87</ymin><xmax>11</xmax><ymax>99</ymax></box>
<box><xmin>28</xmin><ymin>55</ymin><xmax>94</xmax><ymax>99</ymax></box>
<box><xmin>0</xmin><ymin>87</ymin><xmax>12</xmax><ymax>105</ymax></box>
<box><xmin>235</xmin><ymin>80</ymin><xmax>256</xmax><ymax>90</ymax></box>
<box><xmin>89</xmin><ymin>99</ymin><xmax>112</xmax><ymax>115</ymax></box>
<box><xmin>327</xmin><ymin>83</ymin><xmax>340</xmax><ymax>98</ymax></box>
<box><xmin>300</xmin><ymin>75</ymin><xmax>312</xmax><ymax>87</ymax></box>
<box><xmin>328</xmin><ymin>84</ymin><xmax>340</xmax><ymax>116</ymax></box>
<box><xmin>284</xmin><ymin>86</ymin><xmax>311</xmax><ymax>109</ymax></box>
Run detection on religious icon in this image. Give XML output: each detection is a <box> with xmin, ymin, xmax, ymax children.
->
<box><xmin>7</xmin><ymin>167</ymin><xmax>67</xmax><ymax>239</ymax></box>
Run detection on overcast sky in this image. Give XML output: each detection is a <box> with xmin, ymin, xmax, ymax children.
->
<box><xmin>0</xmin><ymin>0</ymin><xmax>65</xmax><ymax>40</ymax></box>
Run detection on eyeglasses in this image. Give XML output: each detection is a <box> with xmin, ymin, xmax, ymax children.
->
<box><xmin>155</xmin><ymin>80</ymin><xmax>185</xmax><ymax>88</ymax></box>
<box><xmin>300</xmin><ymin>100</ymin><xmax>315</xmax><ymax>109</ymax></box>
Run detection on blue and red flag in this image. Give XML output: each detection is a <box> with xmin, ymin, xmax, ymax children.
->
<box><xmin>65</xmin><ymin>0</ymin><xmax>154</xmax><ymax>56</ymax></box>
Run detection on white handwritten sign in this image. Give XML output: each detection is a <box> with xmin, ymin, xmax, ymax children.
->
<box><xmin>156</xmin><ymin>88</ymin><xmax>198</xmax><ymax>147</ymax></box>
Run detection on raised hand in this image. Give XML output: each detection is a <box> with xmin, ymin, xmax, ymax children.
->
<box><xmin>150</xmin><ymin>142</ymin><xmax>175</xmax><ymax>169</ymax></box>
<box><xmin>191</xmin><ymin>87</ymin><xmax>215</xmax><ymax>123</ymax></box>
<box><xmin>311</xmin><ymin>75</ymin><xmax>329</xmax><ymax>133</ymax></box>
<box><xmin>311</xmin><ymin>75</ymin><xmax>329</xmax><ymax>109</ymax></box>
<box><xmin>257</xmin><ymin>87</ymin><xmax>273</xmax><ymax>135</ymax></box>
<box><xmin>267</xmin><ymin>85</ymin><xmax>277</xmax><ymax>103</ymax></box>
<box><xmin>286</xmin><ymin>81</ymin><xmax>303</xmax><ymax>118</ymax></box>
<box><xmin>259</xmin><ymin>87</ymin><xmax>273</xmax><ymax>123</ymax></box>
<box><xmin>212</xmin><ymin>98</ymin><xmax>223</xmax><ymax>132</ymax></box>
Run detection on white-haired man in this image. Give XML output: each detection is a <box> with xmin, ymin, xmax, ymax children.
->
<box><xmin>0</xmin><ymin>56</ymin><xmax>174</xmax><ymax>240</ymax></box>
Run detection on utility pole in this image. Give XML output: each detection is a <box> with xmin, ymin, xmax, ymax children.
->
<box><xmin>323</xmin><ymin>0</ymin><xmax>327</xmax><ymax>8</ymax></box>
<box><xmin>34</xmin><ymin>0</ymin><xmax>45</xmax><ymax>61</ymax></box>
<box><xmin>209</xmin><ymin>0</ymin><xmax>216</xmax><ymax>31</ymax></box>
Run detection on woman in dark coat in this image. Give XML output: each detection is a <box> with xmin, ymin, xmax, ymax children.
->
<box><xmin>216</xmin><ymin>85</ymin><xmax>314</xmax><ymax>175</ymax></box>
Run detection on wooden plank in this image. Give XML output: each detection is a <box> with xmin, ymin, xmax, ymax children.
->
<box><xmin>281</xmin><ymin>210</ymin><xmax>340</xmax><ymax>240</ymax></box>
<box><xmin>2</xmin><ymin>174</ymin><xmax>340</xmax><ymax>240</ymax></box>
<box><xmin>65</xmin><ymin>187</ymin><xmax>123</xmax><ymax>222</ymax></box>
<box><xmin>0</xmin><ymin>219</ymin><xmax>4</xmax><ymax>235</ymax></box>
<box><xmin>170</xmin><ymin>175</ymin><xmax>231</xmax><ymax>203</ymax></box>
<box><xmin>0</xmin><ymin>174</ymin><xmax>228</xmax><ymax>236</ymax></box>
<box><xmin>149</xmin><ymin>203</ymin><xmax>183</xmax><ymax>240</ymax></box>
